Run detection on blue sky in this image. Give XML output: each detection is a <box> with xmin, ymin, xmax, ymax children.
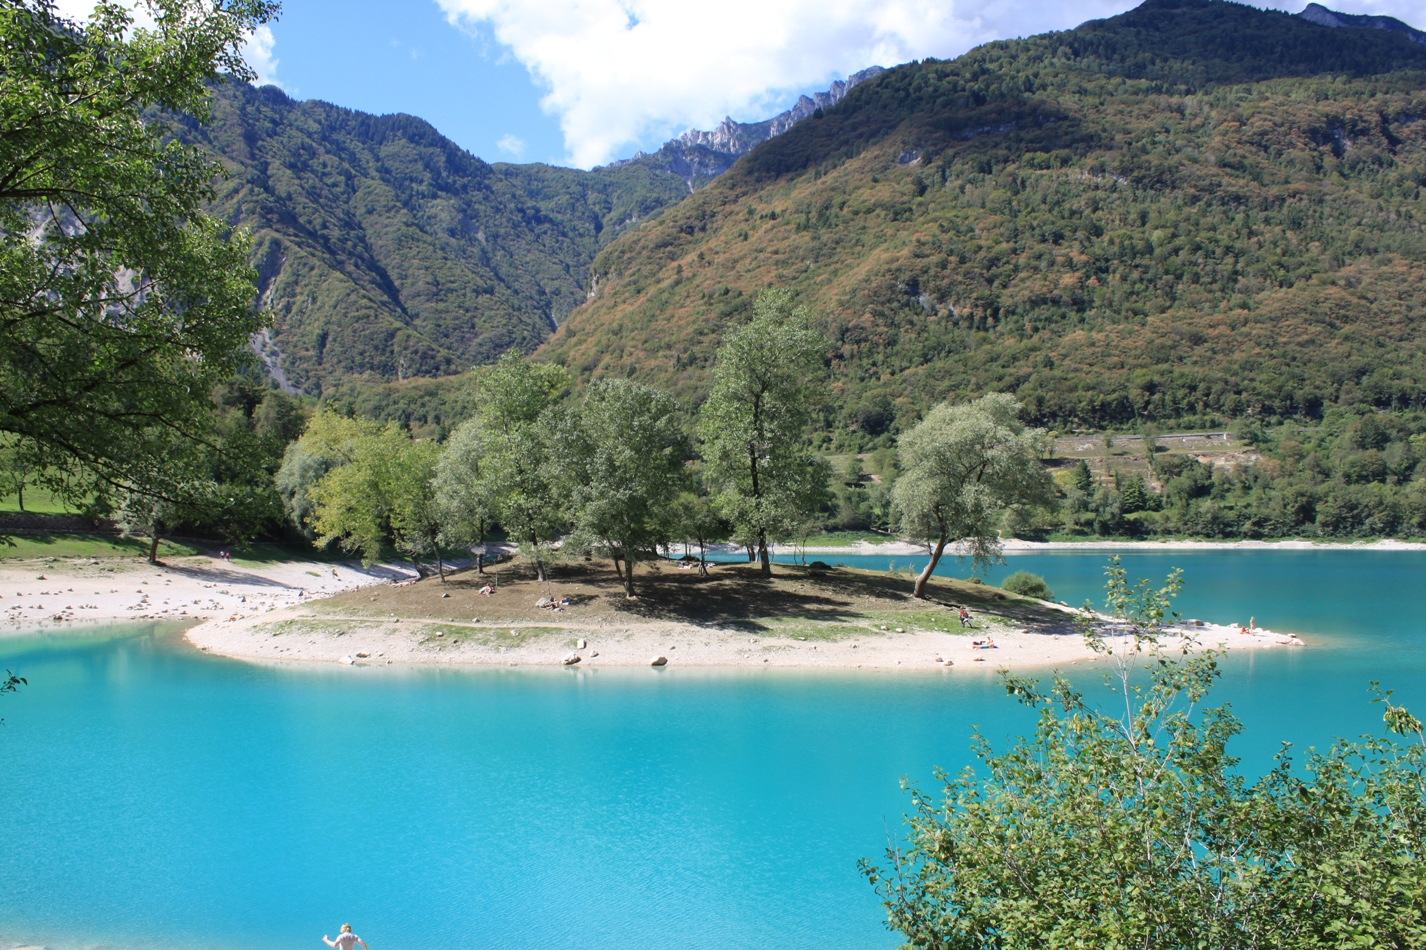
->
<box><xmin>58</xmin><ymin>0</ymin><xmax>1426</xmax><ymax>168</ymax></box>
<box><xmin>257</xmin><ymin>0</ymin><xmax>570</xmax><ymax>165</ymax></box>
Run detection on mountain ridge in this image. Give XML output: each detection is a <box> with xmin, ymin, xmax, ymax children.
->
<box><xmin>608</xmin><ymin>67</ymin><xmax>886</xmax><ymax>188</ymax></box>
<box><xmin>538</xmin><ymin>0</ymin><xmax>1426</xmax><ymax>444</ymax></box>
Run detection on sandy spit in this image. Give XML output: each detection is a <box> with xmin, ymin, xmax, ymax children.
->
<box><xmin>181</xmin><ymin>603</ymin><xmax>1300</xmax><ymax>674</ymax></box>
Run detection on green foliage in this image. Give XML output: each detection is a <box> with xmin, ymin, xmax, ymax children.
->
<box><xmin>546</xmin><ymin>0</ymin><xmax>1426</xmax><ymax>439</ymax></box>
<box><xmin>1032</xmin><ymin>410</ymin><xmax>1426</xmax><ymax>540</ymax></box>
<box><xmin>865</xmin><ymin>559</ymin><xmax>1426</xmax><ymax>948</ymax></box>
<box><xmin>307</xmin><ymin>422</ymin><xmax>446</xmax><ymax>573</ymax></box>
<box><xmin>464</xmin><ymin>354</ymin><xmax>570</xmax><ymax>581</ymax></box>
<box><xmin>181</xmin><ymin>83</ymin><xmax>689</xmax><ymax>394</ymax></box>
<box><xmin>557</xmin><ymin>378</ymin><xmax>689</xmax><ymax>594</ymax></box>
<box><xmin>891</xmin><ymin>394</ymin><xmax>1054</xmax><ymax>596</ymax></box>
<box><xmin>697</xmin><ymin>290</ymin><xmax>830</xmax><ymax>573</ymax></box>
<box><xmin>1000</xmin><ymin>570</ymin><xmax>1053</xmax><ymax>600</ymax></box>
<box><xmin>0</xmin><ymin>0</ymin><xmax>277</xmax><ymax>497</ymax></box>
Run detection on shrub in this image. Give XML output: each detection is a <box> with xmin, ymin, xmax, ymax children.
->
<box><xmin>1001</xmin><ymin>570</ymin><xmax>1054</xmax><ymax>600</ymax></box>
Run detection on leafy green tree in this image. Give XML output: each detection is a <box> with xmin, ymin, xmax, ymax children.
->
<box><xmin>433</xmin><ymin>419</ymin><xmax>498</xmax><ymax>574</ymax></box>
<box><xmin>309</xmin><ymin>425</ymin><xmax>448</xmax><ymax>576</ymax></box>
<box><xmin>275</xmin><ymin>411</ymin><xmax>378</xmax><ymax>540</ymax></box>
<box><xmin>470</xmin><ymin>353</ymin><xmax>568</xmax><ymax>582</ymax></box>
<box><xmin>557</xmin><ymin>378</ymin><xmax>688</xmax><ymax>596</ymax></box>
<box><xmin>0</xmin><ymin>0</ymin><xmax>278</xmax><ymax>496</ymax></box>
<box><xmin>865</xmin><ymin>559</ymin><xmax>1426</xmax><ymax>949</ymax></box>
<box><xmin>697</xmin><ymin>289</ymin><xmax>828</xmax><ymax>576</ymax></box>
<box><xmin>1072</xmin><ymin>458</ymin><xmax>1093</xmax><ymax>493</ymax></box>
<box><xmin>892</xmin><ymin>394</ymin><xmax>1054</xmax><ymax>599</ymax></box>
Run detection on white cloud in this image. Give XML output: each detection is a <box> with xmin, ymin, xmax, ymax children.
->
<box><xmin>435</xmin><ymin>0</ymin><xmax>1144</xmax><ymax>167</ymax></box>
<box><xmin>497</xmin><ymin>133</ymin><xmax>527</xmax><ymax>155</ymax></box>
<box><xmin>241</xmin><ymin>24</ymin><xmax>282</xmax><ymax>88</ymax></box>
<box><xmin>436</xmin><ymin>0</ymin><xmax>1426</xmax><ymax>168</ymax></box>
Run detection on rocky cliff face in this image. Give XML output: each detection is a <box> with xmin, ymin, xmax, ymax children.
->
<box><xmin>1297</xmin><ymin>3</ymin><xmax>1426</xmax><ymax>44</ymax></box>
<box><xmin>613</xmin><ymin>66</ymin><xmax>886</xmax><ymax>187</ymax></box>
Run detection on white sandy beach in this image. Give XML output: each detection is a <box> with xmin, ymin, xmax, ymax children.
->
<box><xmin>181</xmin><ymin>607</ymin><xmax>1297</xmax><ymax>672</ymax></box>
<box><xmin>0</xmin><ymin>548</ymin><xmax>1306</xmax><ymax>672</ymax></box>
<box><xmin>0</xmin><ymin>553</ymin><xmax>418</xmax><ymax>630</ymax></box>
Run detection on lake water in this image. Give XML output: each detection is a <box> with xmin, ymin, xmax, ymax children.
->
<box><xmin>2</xmin><ymin>550</ymin><xmax>1424</xmax><ymax>950</ymax></box>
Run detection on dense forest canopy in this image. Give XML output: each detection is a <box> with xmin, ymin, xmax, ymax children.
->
<box><xmin>542</xmin><ymin>0</ymin><xmax>1426</xmax><ymax>443</ymax></box>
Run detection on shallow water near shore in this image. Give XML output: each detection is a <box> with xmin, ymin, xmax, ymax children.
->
<box><xmin>1</xmin><ymin>550</ymin><xmax>1424</xmax><ymax>950</ymax></box>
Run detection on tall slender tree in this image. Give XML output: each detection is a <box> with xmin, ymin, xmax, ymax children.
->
<box><xmin>697</xmin><ymin>289</ymin><xmax>828</xmax><ymax>576</ymax></box>
<box><xmin>469</xmin><ymin>353</ymin><xmax>568</xmax><ymax>582</ymax></box>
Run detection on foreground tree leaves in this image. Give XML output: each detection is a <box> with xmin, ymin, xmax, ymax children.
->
<box><xmin>0</xmin><ymin>0</ymin><xmax>278</xmax><ymax>498</ymax></box>
<box><xmin>864</xmin><ymin>561</ymin><xmax>1426</xmax><ymax>948</ymax></box>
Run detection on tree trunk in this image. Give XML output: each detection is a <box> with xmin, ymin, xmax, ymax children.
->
<box><xmin>530</xmin><ymin>531</ymin><xmax>547</xmax><ymax>583</ymax></box>
<box><xmin>476</xmin><ymin>552</ymin><xmax>484</xmax><ymax>575</ymax></box>
<box><xmin>745</xmin><ymin>542</ymin><xmax>756</xmax><ymax>562</ymax></box>
<box><xmin>147</xmin><ymin>528</ymin><xmax>160</xmax><ymax>566</ymax></box>
<box><xmin>622</xmin><ymin>558</ymin><xmax>636</xmax><ymax>598</ymax></box>
<box><xmin>15</xmin><ymin>484</ymin><xmax>22</xmax><ymax>512</ymax></box>
<box><xmin>436</xmin><ymin>551</ymin><xmax>446</xmax><ymax>582</ymax></box>
<box><xmin>758</xmin><ymin>529</ymin><xmax>771</xmax><ymax>576</ymax></box>
<box><xmin>913</xmin><ymin>527</ymin><xmax>950</xmax><ymax>600</ymax></box>
<box><xmin>612</xmin><ymin>554</ymin><xmax>624</xmax><ymax>580</ymax></box>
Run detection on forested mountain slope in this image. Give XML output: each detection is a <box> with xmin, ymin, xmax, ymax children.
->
<box><xmin>178</xmin><ymin>83</ymin><xmax>690</xmax><ymax>394</ymax></box>
<box><xmin>541</xmin><ymin>0</ymin><xmax>1426</xmax><ymax>446</ymax></box>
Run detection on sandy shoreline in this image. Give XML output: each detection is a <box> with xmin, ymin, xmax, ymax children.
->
<box><xmin>182</xmin><ymin>608</ymin><xmax>1299</xmax><ymax>672</ymax></box>
<box><xmin>0</xmin><ymin>551</ymin><xmax>1307</xmax><ymax>672</ymax></box>
<box><xmin>0</xmin><ymin>553</ymin><xmax>420</xmax><ymax>632</ymax></box>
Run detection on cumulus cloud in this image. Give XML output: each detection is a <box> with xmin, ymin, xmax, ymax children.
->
<box><xmin>241</xmin><ymin>24</ymin><xmax>282</xmax><ymax>87</ymax></box>
<box><xmin>435</xmin><ymin>0</ymin><xmax>1145</xmax><ymax>167</ymax></box>
<box><xmin>436</xmin><ymin>0</ymin><xmax>1426</xmax><ymax>168</ymax></box>
<box><xmin>497</xmin><ymin>133</ymin><xmax>526</xmax><ymax>155</ymax></box>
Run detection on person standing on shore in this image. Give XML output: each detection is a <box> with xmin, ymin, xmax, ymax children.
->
<box><xmin>324</xmin><ymin>924</ymin><xmax>367</xmax><ymax>950</ymax></box>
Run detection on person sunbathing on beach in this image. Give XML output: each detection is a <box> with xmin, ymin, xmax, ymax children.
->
<box><xmin>324</xmin><ymin>924</ymin><xmax>367</xmax><ymax>950</ymax></box>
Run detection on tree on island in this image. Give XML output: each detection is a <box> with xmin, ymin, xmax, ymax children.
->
<box><xmin>0</xmin><ymin>0</ymin><xmax>278</xmax><ymax>501</ymax></box>
<box><xmin>698</xmin><ymin>289</ymin><xmax>829</xmax><ymax>576</ymax></box>
<box><xmin>463</xmin><ymin>353</ymin><xmax>569</xmax><ymax>583</ymax></box>
<box><xmin>892</xmin><ymin>394</ymin><xmax>1054</xmax><ymax>599</ymax></box>
<box><xmin>433</xmin><ymin>421</ymin><xmax>499</xmax><ymax>575</ymax></box>
<box><xmin>865</xmin><ymin>558</ymin><xmax>1426</xmax><ymax>947</ymax></box>
<box><xmin>557</xmin><ymin>379</ymin><xmax>689</xmax><ymax>596</ymax></box>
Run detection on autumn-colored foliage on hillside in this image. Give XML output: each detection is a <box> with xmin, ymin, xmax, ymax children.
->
<box><xmin>541</xmin><ymin>0</ymin><xmax>1426</xmax><ymax>447</ymax></box>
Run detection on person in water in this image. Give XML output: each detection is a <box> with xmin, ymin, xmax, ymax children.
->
<box><xmin>324</xmin><ymin>924</ymin><xmax>367</xmax><ymax>950</ymax></box>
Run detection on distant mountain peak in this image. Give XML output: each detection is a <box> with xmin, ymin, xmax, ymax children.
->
<box><xmin>610</xmin><ymin>66</ymin><xmax>886</xmax><ymax>187</ymax></box>
<box><xmin>1296</xmin><ymin>2</ymin><xmax>1426</xmax><ymax>43</ymax></box>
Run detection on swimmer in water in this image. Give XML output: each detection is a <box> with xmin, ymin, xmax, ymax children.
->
<box><xmin>324</xmin><ymin>924</ymin><xmax>367</xmax><ymax>950</ymax></box>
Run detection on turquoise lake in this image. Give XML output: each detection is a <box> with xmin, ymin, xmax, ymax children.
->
<box><xmin>2</xmin><ymin>550</ymin><xmax>1424</xmax><ymax>950</ymax></box>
